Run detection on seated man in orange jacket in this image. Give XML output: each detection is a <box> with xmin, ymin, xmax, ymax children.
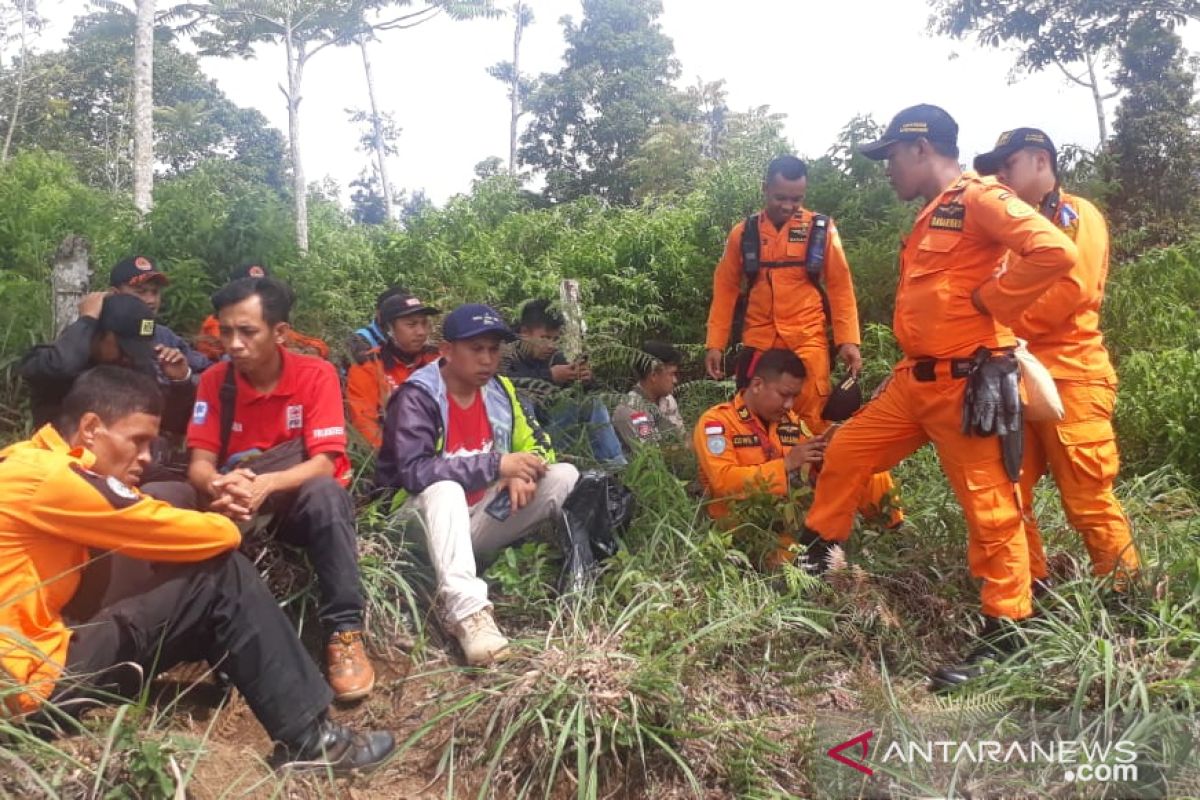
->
<box><xmin>693</xmin><ymin>349</ymin><xmax>830</xmax><ymax>568</ymax></box>
<box><xmin>0</xmin><ymin>366</ymin><xmax>393</xmax><ymax>771</ymax></box>
<box><xmin>195</xmin><ymin>263</ymin><xmax>330</xmax><ymax>361</ymax></box>
<box><xmin>346</xmin><ymin>291</ymin><xmax>440</xmax><ymax>448</ymax></box>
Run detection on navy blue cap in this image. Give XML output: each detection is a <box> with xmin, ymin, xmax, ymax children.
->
<box><xmin>441</xmin><ymin>303</ymin><xmax>516</xmax><ymax>342</ymax></box>
<box><xmin>973</xmin><ymin>128</ymin><xmax>1057</xmax><ymax>175</ymax></box>
<box><xmin>860</xmin><ymin>104</ymin><xmax>959</xmax><ymax>161</ymax></box>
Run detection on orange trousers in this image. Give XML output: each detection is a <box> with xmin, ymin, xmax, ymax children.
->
<box><xmin>805</xmin><ymin>365</ymin><xmax>1032</xmax><ymax>620</ymax></box>
<box><xmin>1019</xmin><ymin>379</ymin><xmax>1139</xmax><ymax>581</ymax></box>
<box><xmin>785</xmin><ymin>338</ymin><xmax>904</xmax><ymax>528</ymax></box>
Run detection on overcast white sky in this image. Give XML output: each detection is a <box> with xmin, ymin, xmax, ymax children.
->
<box><xmin>36</xmin><ymin>0</ymin><xmax>1200</xmax><ymax>205</ymax></box>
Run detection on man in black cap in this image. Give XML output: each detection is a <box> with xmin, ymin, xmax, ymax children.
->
<box><xmin>974</xmin><ymin>128</ymin><xmax>1140</xmax><ymax>592</ymax></box>
<box><xmin>346</xmin><ymin>291</ymin><xmax>441</xmax><ymax>448</ymax></box>
<box><xmin>793</xmin><ymin>104</ymin><xmax>1080</xmax><ymax>691</ymax></box>
<box><xmin>20</xmin><ymin>293</ymin><xmax>199</xmax><ymax>506</ymax></box>
<box><xmin>109</xmin><ymin>255</ymin><xmax>211</xmax><ymax>377</ymax></box>
<box><xmin>20</xmin><ymin>293</ymin><xmax>193</xmax><ymax>430</ymax></box>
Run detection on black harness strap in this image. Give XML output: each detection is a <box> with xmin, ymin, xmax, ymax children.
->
<box><xmin>217</xmin><ymin>361</ymin><xmax>237</xmax><ymax>467</ymax></box>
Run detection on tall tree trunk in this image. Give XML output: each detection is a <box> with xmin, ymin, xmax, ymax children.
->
<box><xmin>507</xmin><ymin>0</ymin><xmax>523</xmax><ymax>176</ymax></box>
<box><xmin>285</xmin><ymin>30</ymin><xmax>308</xmax><ymax>254</ymax></box>
<box><xmin>359</xmin><ymin>35</ymin><xmax>393</xmax><ymax>221</ymax></box>
<box><xmin>1086</xmin><ymin>52</ymin><xmax>1109</xmax><ymax>143</ymax></box>
<box><xmin>2</xmin><ymin>0</ymin><xmax>31</xmax><ymax>164</ymax></box>
<box><xmin>132</xmin><ymin>0</ymin><xmax>155</xmax><ymax>214</ymax></box>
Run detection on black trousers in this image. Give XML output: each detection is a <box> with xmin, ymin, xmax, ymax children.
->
<box><xmin>263</xmin><ymin>476</ymin><xmax>365</xmax><ymax>633</ymax></box>
<box><xmin>56</xmin><ymin>551</ymin><xmax>332</xmax><ymax>744</ymax></box>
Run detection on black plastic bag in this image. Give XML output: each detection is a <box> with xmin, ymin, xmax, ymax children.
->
<box><xmin>557</xmin><ymin>470</ymin><xmax>636</xmax><ymax>593</ymax></box>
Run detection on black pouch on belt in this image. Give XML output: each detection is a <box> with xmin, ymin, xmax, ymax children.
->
<box><xmin>960</xmin><ymin>347</ymin><xmax>1024</xmax><ymax>481</ymax></box>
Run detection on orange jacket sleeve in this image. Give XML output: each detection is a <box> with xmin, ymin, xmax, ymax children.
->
<box><xmin>286</xmin><ymin>330</ymin><xmax>331</xmax><ymax>360</ymax></box>
<box><xmin>16</xmin><ymin>461</ymin><xmax>240</xmax><ymax>561</ymax></box>
<box><xmin>973</xmin><ymin>189</ymin><xmax>1079</xmax><ymax>327</ymax></box>
<box><xmin>823</xmin><ymin>222</ymin><xmax>862</xmax><ymax>346</ymax></box>
<box><xmin>705</xmin><ymin>224</ymin><xmax>746</xmax><ymax>351</ymax></box>
<box><xmin>346</xmin><ymin>361</ymin><xmax>383</xmax><ymax>448</ymax></box>
<box><xmin>693</xmin><ymin>413</ymin><xmax>788</xmax><ymax>500</ymax></box>
<box><xmin>1014</xmin><ymin>199</ymin><xmax>1107</xmax><ymax>339</ymax></box>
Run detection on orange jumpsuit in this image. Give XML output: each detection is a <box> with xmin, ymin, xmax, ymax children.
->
<box><xmin>706</xmin><ymin>208</ymin><xmax>900</xmax><ymax>519</ymax></box>
<box><xmin>694</xmin><ymin>394</ymin><xmax>898</xmax><ymax>566</ymax></box>
<box><xmin>804</xmin><ymin>173</ymin><xmax>1078</xmax><ymax>621</ymax></box>
<box><xmin>0</xmin><ymin>426</ymin><xmax>240</xmax><ymax>716</ymax></box>
<box><xmin>345</xmin><ymin>345</ymin><xmax>439</xmax><ymax>448</ymax></box>
<box><xmin>196</xmin><ymin>314</ymin><xmax>331</xmax><ymax>361</ymax></box>
<box><xmin>706</xmin><ymin>208</ymin><xmax>860</xmax><ymax>433</ymax></box>
<box><xmin>1010</xmin><ymin>191</ymin><xmax>1139</xmax><ymax>581</ymax></box>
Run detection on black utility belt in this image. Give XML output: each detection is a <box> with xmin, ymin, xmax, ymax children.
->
<box><xmin>911</xmin><ymin>348</ymin><xmax>1015</xmax><ymax>382</ymax></box>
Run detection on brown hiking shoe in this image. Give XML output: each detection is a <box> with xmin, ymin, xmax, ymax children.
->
<box><xmin>452</xmin><ymin>609</ymin><xmax>511</xmax><ymax>667</ymax></box>
<box><xmin>326</xmin><ymin>630</ymin><xmax>375</xmax><ymax>701</ymax></box>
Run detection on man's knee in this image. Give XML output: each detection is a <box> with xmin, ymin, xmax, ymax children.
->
<box><xmin>541</xmin><ymin>463</ymin><xmax>579</xmax><ymax>504</ymax></box>
<box><xmin>293</xmin><ymin>475</ymin><xmax>354</xmax><ymax>515</ymax></box>
<box><xmin>141</xmin><ymin>481</ymin><xmax>198</xmax><ymax>510</ymax></box>
<box><xmin>416</xmin><ymin>480</ymin><xmax>470</xmax><ymax>515</ymax></box>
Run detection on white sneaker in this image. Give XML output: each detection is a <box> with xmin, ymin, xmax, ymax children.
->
<box><xmin>453</xmin><ymin>608</ymin><xmax>511</xmax><ymax>666</ymax></box>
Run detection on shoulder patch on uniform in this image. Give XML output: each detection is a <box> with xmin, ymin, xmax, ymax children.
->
<box><xmin>703</xmin><ymin>422</ymin><xmax>725</xmax><ymax>435</ymax></box>
<box><xmin>736</xmin><ymin>406</ymin><xmax>751</xmax><ymax>421</ymax></box>
<box><xmin>1006</xmin><ymin>198</ymin><xmax>1035</xmax><ymax>218</ymax></box>
<box><xmin>70</xmin><ymin>463</ymin><xmax>142</xmax><ymax>509</ymax></box>
<box><xmin>706</xmin><ymin>435</ymin><xmax>727</xmax><ymax>455</ymax></box>
<box><xmin>929</xmin><ymin>202</ymin><xmax>965</xmax><ymax>231</ymax></box>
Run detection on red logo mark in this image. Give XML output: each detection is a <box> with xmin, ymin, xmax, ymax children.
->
<box><xmin>827</xmin><ymin>730</ymin><xmax>874</xmax><ymax>776</ymax></box>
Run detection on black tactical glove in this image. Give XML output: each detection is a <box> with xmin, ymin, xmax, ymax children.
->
<box><xmin>961</xmin><ymin>348</ymin><xmax>1024</xmax><ymax>481</ymax></box>
<box><xmin>962</xmin><ymin>349</ymin><xmax>1022</xmax><ymax>437</ymax></box>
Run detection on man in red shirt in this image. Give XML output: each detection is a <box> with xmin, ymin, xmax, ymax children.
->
<box><xmin>346</xmin><ymin>292</ymin><xmax>440</xmax><ymax>448</ymax></box>
<box><xmin>186</xmin><ymin>277</ymin><xmax>373</xmax><ymax>701</ymax></box>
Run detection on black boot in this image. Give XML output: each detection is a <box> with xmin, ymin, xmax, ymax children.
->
<box><xmin>928</xmin><ymin>616</ymin><xmax>1024</xmax><ymax>693</ymax></box>
<box><xmin>272</xmin><ymin>716</ymin><xmax>395</xmax><ymax>772</ymax></box>
<box><xmin>1032</xmin><ymin>577</ymin><xmax>1056</xmax><ymax>600</ymax></box>
<box><xmin>796</xmin><ymin>527</ymin><xmax>834</xmax><ymax>576</ymax></box>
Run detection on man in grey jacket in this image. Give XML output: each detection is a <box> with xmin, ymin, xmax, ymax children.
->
<box><xmin>377</xmin><ymin>304</ymin><xmax>579</xmax><ymax>667</ymax></box>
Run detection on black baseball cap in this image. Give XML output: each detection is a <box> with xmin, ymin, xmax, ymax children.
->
<box><xmin>441</xmin><ymin>304</ymin><xmax>517</xmax><ymax>342</ymax></box>
<box><xmin>109</xmin><ymin>255</ymin><xmax>168</xmax><ymax>288</ymax></box>
<box><xmin>859</xmin><ymin>104</ymin><xmax>959</xmax><ymax>161</ymax></box>
<box><xmin>231</xmin><ymin>262</ymin><xmax>269</xmax><ymax>280</ymax></box>
<box><xmin>97</xmin><ymin>294</ymin><xmax>157</xmax><ymax>370</ymax></box>
<box><xmin>380</xmin><ymin>293</ymin><xmax>440</xmax><ymax>324</ymax></box>
<box><xmin>973</xmin><ymin>128</ymin><xmax>1057</xmax><ymax>176</ymax></box>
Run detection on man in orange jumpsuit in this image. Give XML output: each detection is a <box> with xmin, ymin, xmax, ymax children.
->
<box><xmin>974</xmin><ymin>128</ymin><xmax>1140</xmax><ymax>587</ymax></box>
<box><xmin>346</xmin><ymin>291</ymin><xmax>440</xmax><ymax>447</ymax></box>
<box><xmin>705</xmin><ymin>155</ymin><xmax>863</xmax><ymax>432</ymax></box>
<box><xmin>792</xmin><ymin>105</ymin><xmax>1080</xmax><ymax>690</ymax></box>
<box><xmin>705</xmin><ymin>155</ymin><xmax>900</xmax><ymax>522</ymax></box>
<box><xmin>694</xmin><ymin>349</ymin><xmax>828</xmax><ymax>568</ymax></box>
<box><xmin>0</xmin><ymin>366</ymin><xmax>393</xmax><ymax>770</ymax></box>
<box><xmin>196</xmin><ymin>263</ymin><xmax>331</xmax><ymax>360</ymax></box>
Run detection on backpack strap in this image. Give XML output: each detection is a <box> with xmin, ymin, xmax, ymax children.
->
<box><xmin>739</xmin><ymin>213</ymin><xmax>761</xmax><ymax>285</ymax></box>
<box><xmin>217</xmin><ymin>361</ymin><xmax>237</xmax><ymax>467</ymax></box>
<box><xmin>805</xmin><ymin>214</ymin><xmax>833</xmax><ymax>323</ymax></box>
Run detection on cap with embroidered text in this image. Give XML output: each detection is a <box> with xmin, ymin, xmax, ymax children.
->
<box><xmin>859</xmin><ymin>104</ymin><xmax>959</xmax><ymax>161</ymax></box>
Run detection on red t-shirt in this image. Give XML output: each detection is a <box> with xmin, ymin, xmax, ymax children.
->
<box><xmin>444</xmin><ymin>391</ymin><xmax>494</xmax><ymax>505</ymax></box>
<box><xmin>186</xmin><ymin>347</ymin><xmax>352</xmax><ymax>485</ymax></box>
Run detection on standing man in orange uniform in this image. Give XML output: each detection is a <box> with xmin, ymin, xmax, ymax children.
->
<box><xmin>974</xmin><ymin>128</ymin><xmax>1140</xmax><ymax>588</ymax></box>
<box><xmin>705</xmin><ymin>155</ymin><xmax>863</xmax><ymax>433</ymax></box>
<box><xmin>793</xmin><ymin>105</ymin><xmax>1079</xmax><ymax>690</ymax></box>
<box><xmin>346</xmin><ymin>292</ymin><xmax>440</xmax><ymax>448</ymax></box>
<box><xmin>705</xmin><ymin>155</ymin><xmax>900</xmax><ymax>524</ymax></box>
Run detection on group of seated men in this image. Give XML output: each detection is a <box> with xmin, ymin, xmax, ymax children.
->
<box><xmin>5</xmin><ymin>256</ymin><xmax>738</xmax><ymax>771</ymax></box>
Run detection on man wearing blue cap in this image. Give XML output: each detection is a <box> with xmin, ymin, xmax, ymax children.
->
<box><xmin>376</xmin><ymin>304</ymin><xmax>579</xmax><ymax>666</ymax></box>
